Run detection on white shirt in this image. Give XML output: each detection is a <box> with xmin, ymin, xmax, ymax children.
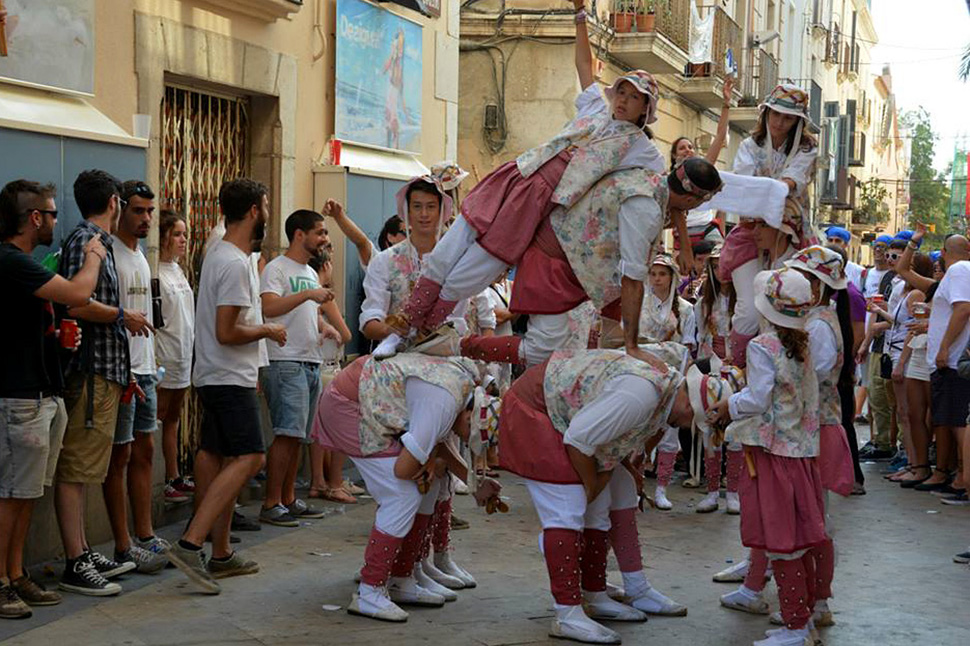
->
<box><xmin>468</xmin><ymin>288</ymin><xmax>497</xmax><ymax>332</ymax></box>
<box><xmin>399</xmin><ymin>377</ymin><xmax>460</xmax><ymax>465</ymax></box>
<box><xmin>733</xmin><ymin>137</ymin><xmax>816</xmax><ymax>196</ymax></box>
<box><xmin>155</xmin><ymin>261</ymin><xmax>195</xmax><ymax>371</ymax></box>
<box><xmin>359</xmin><ymin>243</ymin><xmax>469</xmax><ymax>334</ymax></box>
<box><xmin>112</xmin><ymin>236</ymin><xmax>156</xmax><ymax>375</ymax></box>
<box><xmin>729</xmin><ymin>341</ymin><xmax>775</xmax><ymax>419</ymax></box>
<box><xmin>861</xmin><ymin>266</ymin><xmax>888</xmax><ymax>298</ymax></box>
<box><xmin>807</xmin><ymin>316</ymin><xmax>838</xmax><ymax>377</ymax></box>
<box><xmin>845</xmin><ymin>261</ymin><xmax>865</xmax><ymax>292</ymax></box>
<box><xmin>486</xmin><ymin>282</ymin><xmax>514</xmax><ymax>336</ymax></box>
<box><xmin>193</xmin><ymin>240</ymin><xmax>263</xmax><ymax>388</ymax></box>
<box><xmin>562</xmin><ymin>375</ymin><xmax>661</xmax><ymax>457</ymax></box>
<box><xmin>260</xmin><ymin>255</ymin><xmax>322</xmax><ymax>363</ymax></box>
<box><xmin>928</xmin><ymin>260</ymin><xmax>970</xmax><ymax>369</ymax></box>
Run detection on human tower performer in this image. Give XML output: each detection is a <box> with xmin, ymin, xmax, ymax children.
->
<box><xmin>376</xmin><ymin>0</ymin><xmax>723</xmax><ymax>371</ymax></box>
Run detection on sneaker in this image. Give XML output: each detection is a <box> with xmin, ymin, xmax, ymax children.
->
<box><xmin>454</xmin><ymin>479</ymin><xmax>470</xmax><ymax>495</ymax></box>
<box><xmin>115</xmin><ymin>544</ymin><xmax>168</xmax><ymax>574</ymax></box>
<box><xmin>859</xmin><ymin>445</ymin><xmax>895</xmax><ymax>461</ymax></box>
<box><xmin>231</xmin><ymin>510</ymin><xmax>262</xmax><ymax>532</ymax></box>
<box><xmin>0</xmin><ymin>584</ymin><xmax>32</xmax><ymax>619</ymax></box>
<box><xmin>207</xmin><ymin>551</ymin><xmax>259</xmax><ymax>579</ymax></box>
<box><xmin>953</xmin><ymin>550</ymin><xmax>970</xmax><ymax>564</ymax></box>
<box><xmin>342</xmin><ymin>480</ymin><xmax>366</xmax><ymax>496</ymax></box>
<box><xmin>10</xmin><ymin>575</ymin><xmax>61</xmax><ymax>606</ymax></box>
<box><xmin>260</xmin><ymin>504</ymin><xmax>299</xmax><ymax>527</ymax></box>
<box><xmin>719</xmin><ymin>585</ymin><xmax>769</xmax><ymax>615</ymax></box>
<box><xmin>86</xmin><ymin>550</ymin><xmax>136</xmax><ymax>579</ymax></box>
<box><xmin>164</xmin><ymin>483</ymin><xmax>189</xmax><ymax>503</ymax></box>
<box><xmin>713</xmin><ymin>559</ymin><xmax>749</xmax><ymax>583</ymax></box>
<box><xmin>347</xmin><ymin>584</ymin><xmax>409</xmax><ymax>622</ymax></box>
<box><xmin>450</xmin><ymin>514</ymin><xmax>470</xmax><ymax>530</ymax></box>
<box><xmin>58</xmin><ymin>556</ymin><xmax>122</xmax><ymax>596</ymax></box>
<box><xmin>135</xmin><ymin>535</ymin><xmax>171</xmax><ymax>555</ymax></box>
<box><xmin>164</xmin><ymin>542</ymin><xmax>220</xmax><ymax>594</ymax></box>
<box><xmin>696</xmin><ymin>491</ymin><xmax>719</xmax><ymax>513</ymax></box>
<box><xmin>726</xmin><ymin>491</ymin><xmax>741</xmax><ymax>514</ymax></box>
<box><xmin>386</xmin><ymin>576</ymin><xmax>446</xmax><ymax>607</ymax></box>
<box><xmin>654</xmin><ymin>485</ymin><xmax>672</xmax><ymax>511</ymax></box>
<box><xmin>754</xmin><ymin>626</ymin><xmax>812</xmax><ymax>646</ymax></box>
<box><xmin>174</xmin><ymin>475</ymin><xmax>196</xmax><ymax>493</ymax></box>
<box><xmin>286</xmin><ymin>499</ymin><xmax>326</xmax><ymax>520</ymax></box>
<box><xmin>941</xmin><ymin>492</ymin><xmax>970</xmax><ymax>506</ymax></box>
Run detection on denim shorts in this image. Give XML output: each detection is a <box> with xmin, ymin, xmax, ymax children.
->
<box><xmin>260</xmin><ymin>361</ymin><xmax>321</xmax><ymax>440</ymax></box>
<box><xmin>114</xmin><ymin>373</ymin><xmax>158</xmax><ymax>444</ymax></box>
<box><xmin>0</xmin><ymin>397</ymin><xmax>67</xmax><ymax>499</ymax></box>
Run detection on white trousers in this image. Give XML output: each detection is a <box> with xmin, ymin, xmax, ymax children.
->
<box><xmin>351</xmin><ymin>456</ymin><xmax>442</xmax><ymax>537</ymax></box>
<box><xmin>520</xmin><ymin>313</ymin><xmax>573</xmax><ymax>366</ymax></box>
<box><xmin>608</xmin><ymin>466</ymin><xmax>640</xmax><ymax>510</ymax></box>
<box><xmin>430</xmin><ymin>216</ymin><xmax>508</xmax><ymax>303</ymax></box>
<box><xmin>524</xmin><ymin>478</ymin><xmax>613</xmax><ymax>532</ymax></box>
<box><xmin>658</xmin><ymin>426</ymin><xmax>681</xmax><ymax>453</ymax></box>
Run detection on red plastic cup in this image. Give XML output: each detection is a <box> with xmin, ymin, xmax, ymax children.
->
<box><xmin>60</xmin><ymin>319</ymin><xmax>79</xmax><ymax>349</ymax></box>
<box><xmin>330</xmin><ymin>139</ymin><xmax>342</xmax><ymax>165</ymax></box>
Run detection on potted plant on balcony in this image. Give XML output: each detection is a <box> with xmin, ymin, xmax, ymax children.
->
<box><xmin>611</xmin><ymin>0</ymin><xmax>636</xmax><ymax>33</ymax></box>
<box><xmin>636</xmin><ymin>0</ymin><xmax>657</xmax><ymax>33</ymax></box>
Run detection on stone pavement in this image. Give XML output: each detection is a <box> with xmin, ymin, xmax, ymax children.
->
<box><xmin>3</xmin><ymin>461</ymin><xmax>968</xmax><ymax>646</ymax></box>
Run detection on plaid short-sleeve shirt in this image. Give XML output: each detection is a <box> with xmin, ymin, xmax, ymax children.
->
<box><xmin>58</xmin><ymin>220</ymin><xmax>129</xmax><ymax>385</ymax></box>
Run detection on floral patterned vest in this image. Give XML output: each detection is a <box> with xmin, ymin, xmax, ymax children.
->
<box><xmin>385</xmin><ymin>241</ymin><xmax>423</xmax><ymax>319</ymax></box>
<box><xmin>550</xmin><ymin>169</ymin><xmax>668</xmax><ymax>309</ymax></box>
<box><xmin>358</xmin><ymin>355</ymin><xmax>479</xmax><ymax>456</ymax></box>
<box><xmin>516</xmin><ymin>97</ymin><xmax>644</xmax><ymax>210</ymax></box>
<box><xmin>543</xmin><ymin>349</ymin><xmax>682</xmax><ymax>471</ymax></box>
<box><xmin>811</xmin><ymin>307</ymin><xmax>844</xmax><ymax>426</ymax></box>
<box><xmin>726</xmin><ymin>330</ymin><xmax>820</xmax><ymax>458</ymax></box>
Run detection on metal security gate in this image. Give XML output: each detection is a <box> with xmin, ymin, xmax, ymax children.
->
<box><xmin>159</xmin><ymin>85</ymin><xmax>250</xmax><ymax>472</ymax></box>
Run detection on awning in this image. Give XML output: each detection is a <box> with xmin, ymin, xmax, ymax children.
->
<box><xmin>315</xmin><ymin>142</ymin><xmax>429</xmax><ymax>181</ymax></box>
<box><xmin>0</xmin><ymin>84</ymin><xmax>148</xmax><ymax>148</ymax></box>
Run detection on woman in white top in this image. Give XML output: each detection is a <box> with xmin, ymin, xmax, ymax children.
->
<box><xmin>155</xmin><ymin>210</ymin><xmax>196</xmax><ymax>501</ymax></box>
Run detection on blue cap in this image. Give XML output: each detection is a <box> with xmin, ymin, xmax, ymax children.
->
<box><xmin>873</xmin><ymin>234</ymin><xmax>893</xmax><ymax>246</ymax></box>
<box><xmin>893</xmin><ymin>230</ymin><xmax>921</xmax><ymax>248</ymax></box>
<box><xmin>825</xmin><ymin>226</ymin><xmax>851</xmax><ymax>243</ymax></box>
<box><xmin>930</xmin><ymin>250</ymin><xmax>942</xmax><ymax>263</ymax></box>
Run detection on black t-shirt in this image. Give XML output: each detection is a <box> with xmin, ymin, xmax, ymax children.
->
<box><xmin>0</xmin><ymin>242</ymin><xmax>63</xmax><ymax>397</ymax></box>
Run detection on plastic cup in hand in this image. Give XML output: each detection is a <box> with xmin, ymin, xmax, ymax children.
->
<box><xmin>59</xmin><ymin>319</ymin><xmax>79</xmax><ymax>349</ymax></box>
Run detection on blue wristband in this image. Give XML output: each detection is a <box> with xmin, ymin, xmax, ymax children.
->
<box><xmin>117</xmin><ymin>304</ymin><xmax>124</xmax><ymax>324</ymax></box>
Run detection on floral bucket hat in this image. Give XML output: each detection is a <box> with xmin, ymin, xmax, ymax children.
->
<box><xmin>605</xmin><ymin>69</ymin><xmax>660</xmax><ymax>124</ymax></box>
<box><xmin>753</xmin><ymin>267</ymin><xmax>814</xmax><ymax>331</ymax></box>
<box><xmin>760</xmin><ymin>83</ymin><xmax>819</xmax><ymax>134</ymax></box>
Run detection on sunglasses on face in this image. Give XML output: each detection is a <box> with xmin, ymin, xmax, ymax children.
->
<box><xmin>123</xmin><ymin>183</ymin><xmax>154</xmax><ymax>201</ymax></box>
<box><xmin>886</xmin><ymin>252</ymin><xmax>900</xmax><ymax>261</ymax></box>
<box><xmin>23</xmin><ymin>208</ymin><xmax>58</xmax><ymax>219</ymax></box>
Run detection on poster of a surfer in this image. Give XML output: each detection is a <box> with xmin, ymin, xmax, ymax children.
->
<box><xmin>383</xmin><ymin>27</ymin><xmax>410</xmax><ymax>149</ymax></box>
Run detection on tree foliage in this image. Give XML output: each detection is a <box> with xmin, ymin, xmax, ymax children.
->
<box><xmin>900</xmin><ymin>108</ymin><xmax>951</xmax><ymax>247</ymax></box>
<box><xmin>854</xmin><ymin>178</ymin><xmax>889</xmax><ymax>226</ymax></box>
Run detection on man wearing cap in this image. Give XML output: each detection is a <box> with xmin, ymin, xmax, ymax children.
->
<box><xmin>497</xmin><ymin>348</ymin><xmax>729</xmax><ymax>644</ymax></box>
<box><xmin>824</xmin><ymin>226</ymin><xmax>864</xmax><ymax>290</ymax></box>
<box><xmin>856</xmin><ymin>234</ymin><xmax>899</xmax><ymax>463</ymax></box>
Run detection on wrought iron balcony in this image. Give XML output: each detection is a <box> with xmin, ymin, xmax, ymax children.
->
<box><xmin>608</xmin><ymin>0</ymin><xmax>692</xmax><ymax>76</ymax></box>
<box><xmin>677</xmin><ymin>5</ymin><xmax>742</xmax><ymax>109</ymax></box>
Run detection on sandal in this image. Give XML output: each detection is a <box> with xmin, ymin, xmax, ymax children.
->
<box><xmin>913</xmin><ymin>468</ymin><xmax>952</xmax><ymax>492</ymax></box>
<box><xmin>898</xmin><ymin>465</ymin><xmax>932</xmax><ymax>488</ymax></box>
<box><xmin>886</xmin><ymin>467</ymin><xmax>914</xmax><ymax>482</ymax></box>
<box><xmin>315</xmin><ymin>487</ymin><xmax>358</xmax><ymax>504</ymax></box>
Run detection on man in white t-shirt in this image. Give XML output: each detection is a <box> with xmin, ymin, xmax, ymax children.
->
<box><xmin>927</xmin><ymin>236</ymin><xmax>970</xmax><ymax>488</ymax></box>
<box><xmin>104</xmin><ymin>181</ymin><xmax>168</xmax><ymax>573</ymax></box>
<box><xmin>165</xmin><ymin>179</ymin><xmax>287</xmax><ymax>594</ymax></box>
<box><xmin>258</xmin><ymin>210</ymin><xmax>334</xmax><ymax>526</ymax></box>
<box><xmin>825</xmin><ymin>226</ymin><xmax>865</xmax><ymax>290</ymax></box>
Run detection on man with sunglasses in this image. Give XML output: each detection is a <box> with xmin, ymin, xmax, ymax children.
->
<box><xmin>53</xmin><ymin>170</ymin><xmax>152</xmax><ymax>596</ymax></box>
<box><xmin>0</xmin><ymin>179</ymin><xmax>106</xmax><ymax>617</ymax></box>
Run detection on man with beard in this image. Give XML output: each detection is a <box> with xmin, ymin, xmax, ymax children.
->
<box><xmin>56</xmin><ymin>170</ymin><xmax>152</xmax><ymax>596</ymax></box>
<box><xmin>99</xmin><ymin>181</ymin><xmax>169</xmax><ymax>575</ymax></box>
<box><xmin>165</xmin><ymin>179</ymin><xmax>287</xmax><ymax>594</ymax></box>
<box><xmin>257</xmin><ymin>210</ymin><xmax>334</xmax><ymax>526</ymax></box>
<box><xmin>0</xmin><ymin>179</ymin><xmax>106</xmax><ymax>616</ymax></box>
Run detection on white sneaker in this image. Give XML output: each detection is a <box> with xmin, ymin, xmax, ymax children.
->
<box><xmin>413</xmin><ymin>563</ymin><xmax>457</xmax><ymax>602</ymax></box>
<box><xmin>386</xmin><ymin>576</ymin><xmax>446</xmax><ymax>607</ymax></box>
<box><xmin>726</xmin><ymin>491</ymin><xmax>741</xmax><ymax>514</ymax></box>
<box><xmin>433</xmin><ymin>551</ymin><xmax>476</xmax><ymax>588</ymax></box>
<box><xmin>454</xmin><ymin>479</ymin><xmax>470</xmax><ymax>495</ymax></box>
<box><xmin>753</xmin><ymin>627</ymin><xmax>812</xmax><ymax>646</ymax></box>
<box><xmin>347</xmin><ymin>583</ymin><xmax>409</xmax><ymax>622</ymax></box>
<box><xmin>713</xmin><ymin>559</ymin><xmax>749</xmax><ymax>583</ymax></box>
<box><xmin>627</xmin><ymin>586</ymin><xmax>688</xmax><ymax>617</ymax></box>
<box><xmin>421</xmin><ymin>558</ymin><xmax>465</xmax><ymax>590</ymax></box>
<box><xmin>696</xmin><ymin>491</ymin><xmax>719</xmax><ymax>513</ymax></box>
<box><xmin>654</xmin><ymin>485</ymin><xmax>672</xmax><ymax>511</ymax></box>
<box><xmin>812</xmin><ymin>599</ymin><xmax>834</xmax><ymax>627</ymax></box>
<box><xmin>720</xmin><ymin>585</ymin><xmax>770</xmax><ymax>615</ymax></box>
<box><xmin>583</xmin><ymin>590</ymin><xmax>647</xmax><ymax>622</ymax></box>
<box><xmin>373</xmin><ymin>333</ymin><xmax>405</xmax><ymax>360</ymax></box>
<box><xmin>549</xmin><ymin>604</ymin><xmax>622</xmax><ymax>644</ymax></box>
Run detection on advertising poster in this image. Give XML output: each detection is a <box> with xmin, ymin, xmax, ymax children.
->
<box><xmin>335</xmin><ymin>0</ymin><xmax>423</xmax><ymax>153</ymax></box>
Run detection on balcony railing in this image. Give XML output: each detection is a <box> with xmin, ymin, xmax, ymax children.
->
<box><xmin>741</xmin><ymin>48</ymin><xmax>779</xmax><ymax>105</ymax></box>
<box><xmin>849</xmin><ymin>131</ymin><xmax>866</xmax><ymax>167</ymax></box>
<box><xmin>693</xmin><ymin>5</ymin><xmax>742</xmax><ymax>79</ymax></box>
<box><xmin>608</xmin><ymin>0</ymin><xmax>691</xmax><ymax>52</ymax></box>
